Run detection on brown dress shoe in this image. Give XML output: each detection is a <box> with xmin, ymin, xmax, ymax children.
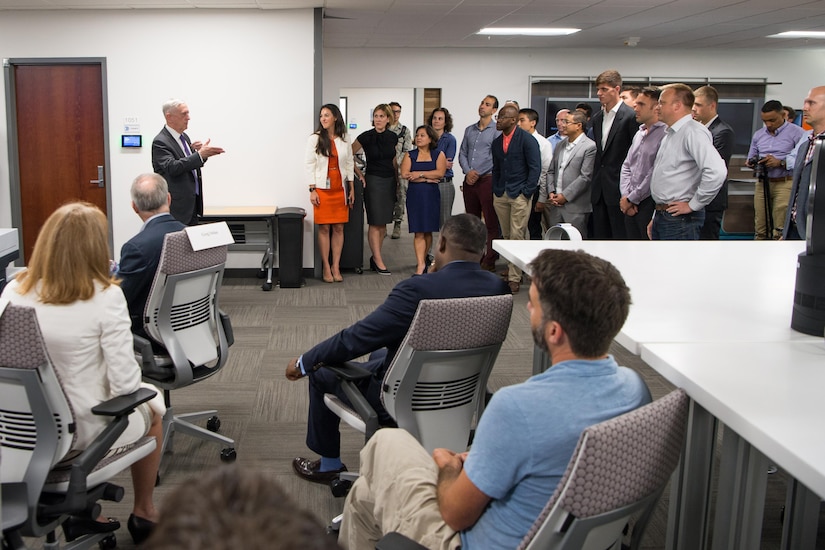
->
<box><xmin>481</xmin><ymin>262</ymin><xmax>496</xmax><ymax>272</ymax></box>
<box><xmin>508</xmin><ymin>281</ymin><xmax>520</xmax><ymax>294</ymax></box>
<box><xmin>292</xmin><ymin>457</ymin><xmax>347</xmax><ymax>484</ymax></box>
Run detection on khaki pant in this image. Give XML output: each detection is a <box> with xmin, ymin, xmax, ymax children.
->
<box><xmin>339</xmin><ymin>429</ymin><xmax>461</xmax><ymax>550</ymax></box>
<box><xmin>754</xmin><ymin>178</ymin><xmax>791</xmax><ymax>240</ymax></box>
<box><xmin>492</xmin><ymin>193</ymin><xmax>531</xmax><ymax>283</ymax></box>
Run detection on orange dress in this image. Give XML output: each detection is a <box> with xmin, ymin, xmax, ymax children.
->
<box><xmin>314</xmin><ymin>140</ymin><xmax>350</xmax><ymax>225</ymax></box>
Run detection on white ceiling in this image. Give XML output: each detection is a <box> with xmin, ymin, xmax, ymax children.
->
<box><xmin>2</xmin><ymin>0</ymin><xmax>825</xmax><ymax>50</ymax></box>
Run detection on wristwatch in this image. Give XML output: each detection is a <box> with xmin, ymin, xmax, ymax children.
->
<box><xmin>309</xmin><ymin>186</ymin><xmax>316</xmax><ymax>192</ymax></box>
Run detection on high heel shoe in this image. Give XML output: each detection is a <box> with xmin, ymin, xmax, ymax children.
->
<box><xmin>62</xmin><ymin>516</ymin><xmax>120</xmax><ymax>542</ymax></box>
<box><xmin>332</xmin><ymin>272</ymin><xmax>343</xmax><ymax>282</ymax></box>
<box><xmin>127</xmin><ymin>514</ymin><xmax>156</xmax><ymax>545</ymax></box>
<box><xmin>369</xmin><ymin>256</ymin><xmax>391</xmax><ymax>275</ymax></box>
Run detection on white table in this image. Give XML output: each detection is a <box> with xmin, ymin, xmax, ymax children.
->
<box><xmin>493</xmin><ymin>239</ymin><xmax>823</xmax><ymax>550</ymax></box>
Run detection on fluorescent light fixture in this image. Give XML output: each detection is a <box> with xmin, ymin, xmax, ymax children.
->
<box><xmin>768</xmin><ymin>31</ymin><xmax>825</xmax><ymax>39</ymax></box>
<box><xmin>478</xmin><ymin>27</ymin><xmax>580</xmax><ymax>36</ymax></box>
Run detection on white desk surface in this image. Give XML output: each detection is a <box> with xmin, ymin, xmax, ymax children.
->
<box><xmin>493</xmin><ymin>239</ymin><xmax>819</xmax><ymax>353</ymax></box>
<box><xmin>642</xmin><ymin>341</ymin><xmax>825</xmax><ymax>500</ymax></box>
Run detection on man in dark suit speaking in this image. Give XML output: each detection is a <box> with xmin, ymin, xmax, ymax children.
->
<box><xmin>152</xmin><ymin>99</ymin><xmax>224</xmax><ymax>225</ymax></box>
<box><xmin>119</xmin><ymin>173</ymin><xmax>186</xmax><ymax>337</ymax></box>
<box><xmin>286</xmin><ymin>214</ymin><xmax>510</xmax><ymax>484</ymax></box>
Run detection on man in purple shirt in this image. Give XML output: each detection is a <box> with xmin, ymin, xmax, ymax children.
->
<box><xmin>619</xmin><ymin>87</ymin><xmax>666</xmax><ymax>240</ymax></box>
<box><xmin>747</xmin><ymin>100</ymin><xmax>807</xmax><ymax>239</ymax></box>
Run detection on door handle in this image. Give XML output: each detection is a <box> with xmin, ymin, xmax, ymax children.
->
<box><xmin>89</xmin><ymin>165</ymin><xmax>104</xmax><ymax>188</ymax></box>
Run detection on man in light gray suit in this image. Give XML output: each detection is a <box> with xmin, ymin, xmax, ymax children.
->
<box><xmin>541</xmin><ymin>110</ymin><xmax>597</xmax><ymax>237</ymax></box>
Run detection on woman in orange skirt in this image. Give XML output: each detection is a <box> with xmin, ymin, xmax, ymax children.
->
<box><xmin>305</xmin><ymin>104</ymin><xmax>354</xmax><ymax>282</ymax></box>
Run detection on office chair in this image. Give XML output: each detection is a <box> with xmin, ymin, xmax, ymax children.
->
<box><xmin>0</xmin><ymin>304</ymin><xmax>157</xmax><ymax>549</ymax></box>
<box><xmin>323</xmin><ymin>294</ymin><xmax>513</xmax><ymax>498</ymax></box>
<box><xmin>132</xmin><ymin>230</ymin><xmax>236</xmax><ymax>466</ymax></box>
<box><xmin>543</xmin><ymin>223</ymin><xmax>582</xmax><ymax>241</ymax></box>
<box><xmin>517</xmin><ymin>388</ymin><xmax>689</xmax><ymax>550</ymax></box>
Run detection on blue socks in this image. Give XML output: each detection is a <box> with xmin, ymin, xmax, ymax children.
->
<box><xmin>319</xmin><ymin>456</ymin><xmax>343</xmax><ymax>472</ymax></box>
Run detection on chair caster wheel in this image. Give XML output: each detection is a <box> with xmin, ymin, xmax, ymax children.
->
<box><xmin>355</xmin><ymin>267</ymin><xmax>363</xmax><ymax>274</ymax></box>
<box><xmin>99</xmin><ymin>533</ymin><xmax>117</xmax><ymax>549</ymax></box>
<box><xmin>262</xmin><ymin>282</ymin><xmax>273</xmax><ymax>291</ymax></box>
<box><xmin>206</xmin><ymin>416</ymin><xmax>221</xmax><ymax>432</ymax></box>
<box><xmin>221</xmin><ymin>447</ymin><xmax>237</xmax><ymax>462</ymax></box>
<box><xmin>330</xmin><ymin>478</ymin><xmax>352</xmax><ymax>498</ymax></box>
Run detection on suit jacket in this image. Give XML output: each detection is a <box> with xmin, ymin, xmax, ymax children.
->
<box><xmin>706</xmin><ymin>117</ymin><xmax>735</xmax><ymax>212</ymax></box>
<box><xmin>544</xmin><ymin>135</ymin><xmax>597</xmax><ymax>214</ymax></box>
<box><xmin>301</xmin><ymin>261</ymin><xmax>510</xmax><ymax>375</ymax></box>
<box><xmin>119</xmin><ymin>214</ymin><xmax>186</xmax><ymax>334</ymax></box>
<box><xmin>590</xmin><ymin>102</ymin><xmax>639</xmax><ymax>206</ymax></box>
<box><xmin>152</xmin><ymin>127</ymin><xmax>205</xmax><ymax>225</ymax></box>
<box><xmin>783</xmin><ymin>138</ymin><xmax>814</xmax><ymax>239</ymax></box>
<box><xmin>491</xmin><ymin>127</ymin><xmax>542</xmax><ymax>199</ymax></box>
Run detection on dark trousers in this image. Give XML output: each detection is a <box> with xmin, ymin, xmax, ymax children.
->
<box><xmin>528</xmin><ymin>190</ymin><xmax>543</xmax><ymax>239</ymax></box>
<box><xmin>591</xmin><ymin>195</ymin><xmax>627</xmax><ymax>239</ymax></box>
<box><xmin>623</xmin><ymin>197</ymin><xmax>655</xmax><ymax>240</ymax></box>
<box><xmin>700</xmin><ymin>209</ymin><xmax>724</xmax><ymax>240</ymax></box>
<box><xmin>463</xmin><ymin>174</ymin><xmax>500</xmax><ymax>266</ymax></box>
<box><xmin>305</xmin><ymin>350</ymin><xmax>394</xmax><ymax>458</ymax></box>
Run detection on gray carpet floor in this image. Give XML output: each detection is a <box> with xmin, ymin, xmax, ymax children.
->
<box><xmin>22</xmin><ymin>223</ymin><xmax>825</xmax><ymax>549</ymax></box>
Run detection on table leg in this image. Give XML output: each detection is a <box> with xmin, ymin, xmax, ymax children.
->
<box><xmin>780</xmin><ymin>479</ymin><xmax>820</xmax><ymax>549</ymax></box>
<box><xmin>666</xmin><ymin>398</ymin><xmax>716</xmax><ymax>550</ymax></box>
<box><xmin>712</xmin><ymin>427</ymin><xmax>769</xmax><ymax>550</ymax></box>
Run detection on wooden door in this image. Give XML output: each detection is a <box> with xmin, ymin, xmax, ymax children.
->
<box><xmin>11</xmin><ymin>62</ymin><xmax>107</xmax><ymax>262</ymax></box>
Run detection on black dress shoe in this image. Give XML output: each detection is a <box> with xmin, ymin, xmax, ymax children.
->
<box><xmin>62</xmin><ymin>516</ymin><xmax>120</xmax><ymax>542</ymax></box>
<box><xmin>292</xmin><ymin>457</ymin><xmax>347</xmax><ymax>484</ymax></box>
<box><xmin>369</xmin><ymin>256</ymin><xmax>391</xmax><ymax>275</ymax></box>
<box><xmin>127</xmin><ymin>514</ymin><xmax>156</xmax><ymax>545</ymax></box>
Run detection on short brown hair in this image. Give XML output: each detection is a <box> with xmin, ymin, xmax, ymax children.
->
<box><xmin>661</xmin><ymin>83</ymin><xmax>695</xmax><ymax>109</ymax></box>
<box><xmin>16</xmin><ymin>202</ymin><xmax>115</xmax><ymax>304</ymax></box>
<box><xmin>694</xmin><ymin>85</ymin><xmax>719</xmax><ymax>105</ymax></box>
<box><xmin>528</xmin><ymin>249</ymin><xmax>631</xmax><ymax>357</ymax></box>
<box><xmin>595</xmin><ymin>69</ymin><xmax>623</xmax><ymax>88</ymax></box>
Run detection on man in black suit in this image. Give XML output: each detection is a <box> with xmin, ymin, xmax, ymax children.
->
<box><xmin>784</xmin><ymin>86</ymin><xmax>825</xmax><ymax>240</ymax></box>
<box><xmin>285</xmin><ymin>214</ymin><xmax>510</xmax><ymax>484</ymax></box>
<box><xmin>119</xmin><ymin>173</ymin><xmax>186</xmax><ymax>337</ymax></box>
<box><xmin>151</xmin><ymin>99</ymin><xmax>224</xmax><ymax>225</ymax></box>
<box><xmin>589</xmin><ymin>70</ymin><xmax>639</xmax><ymax>239</ymax></box>
<box><xmin>693</xmin><ymin>86</ymin><xmax>735</xmax><ymax>240</ymax></box>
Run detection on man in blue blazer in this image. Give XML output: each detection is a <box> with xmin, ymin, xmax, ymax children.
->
<box><xmin>151</xmin><ymin>99</ymin><xmax>224</xmax><ymax>225</ymax></box>
<box><xmin>286</xmin><ymin>214</ymin><xmax>510</xmax><ymax>484</ymax></box>
<box><xmin>491</xmin><ymin>104</ymin><xmax>541</xmax><ymax>293</ymax></box>
<box><xmin>590</xmin><ymin>70</ymin><xmax>640</xmax><ymax>240</ymax></box>
<box><xmin>119</xmin><ymin>173</ymin><xmax>186</xmax><ymax>337</ymax></box>
<box><xmin>784</xmin><ymin>86</ymin><xmax>825</xmax><ymax>240</ymax></box>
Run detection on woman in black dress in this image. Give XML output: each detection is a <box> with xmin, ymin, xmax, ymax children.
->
<box><xmin>352</xmin><ymin>103</ymin><xmax>397</xmax><ymax>275</ymax></box>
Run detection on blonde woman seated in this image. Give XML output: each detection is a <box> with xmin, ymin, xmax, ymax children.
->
<box><xmin>1</xmin><ymin>202</ymin><xmax>165</xmax><ymax>545</ymax></box>
<box><xmin>401</xmin><ymin>125</ymin><xmax>447</xmax><ymax>275</ymax></box>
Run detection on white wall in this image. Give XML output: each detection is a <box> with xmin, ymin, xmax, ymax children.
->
<box><xmin>340</xmin><ymin>88</ymin><xmax>415</xmax><ymax>141</ymax></box>
<box><xmin>325</xmin><ymin>46</ymin><xmax>825</xmax><ymax>213</ymax></box>
<box><xmin>0</xmin><ymin>9</ymin><xmax>316</xmax><ymax>267</ymax></box>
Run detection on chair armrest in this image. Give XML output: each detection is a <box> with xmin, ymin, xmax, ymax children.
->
<box><xmin>133</xmin><ymin>333</ymin><xmax>156</xmax><ymax>369</ymax></box>
<box><xmin>338</xmin><ymin>378</ymin><xmax>381</xmax><ymax>441</ymax></box>
<box><xmin>323</xmin><ymin>361</ymin><xmax>373</xmax><ymax>382</ymax></box>
<box><xmin>91</xmin><ymin>387</ymin><xmax>157</xmax><ymax>417</ymax></box>
<box><xmin>219</xmin><ymin>309</ymin><xmax>234</xmax><ymax>347</ymax></box>
<box><xmin>375</xmin><ymin>532</ymin><xmax>429</xmax><ymax>550</ymax></box>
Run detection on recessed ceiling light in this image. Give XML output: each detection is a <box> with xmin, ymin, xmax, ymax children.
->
<box><xmin>477</xmin><ymin>27</ymin><xmax>580</xmax><ymax>36</ymax></box>
<box><xmin>768</xmin><ymin>31</ymin><xmax>825</xmax><ymax>39</ymax></box>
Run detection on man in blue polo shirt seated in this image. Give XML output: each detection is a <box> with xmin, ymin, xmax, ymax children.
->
<box><xmin>338</xmin><ymin>248</ymin><xmax>652</xmax><ymax>550</ymax></box>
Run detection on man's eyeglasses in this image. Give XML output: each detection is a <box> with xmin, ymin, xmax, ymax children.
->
<box><xmin>493</xmin><ymin>114</ymin><xmax>514</xmax><ymax>121</ymax></box>
<box><xmin>392</xmin><ymin>110</ymin><xmax>402</xmax><ymax>115</ymax></box>
<box><xmin>565</xmin><ymin>120</ymin><xmax>582</xmax><ymax>126</ymax></box>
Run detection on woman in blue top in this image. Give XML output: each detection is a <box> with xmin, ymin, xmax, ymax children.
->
<box><xmin>401</xmin><ymin>125</ymin><xmax>446</xmax><ymax>275</ymax></box>
<box><xmin>428</xmin><ymin>107</ymin><xmax>457</xmax><ymax>229</ymax></box>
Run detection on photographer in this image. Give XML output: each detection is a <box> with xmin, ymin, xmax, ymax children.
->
<box><xmin>746</xmin><ymin>100</ymin><xmax>806</xmax><ymax>240</ymax></box>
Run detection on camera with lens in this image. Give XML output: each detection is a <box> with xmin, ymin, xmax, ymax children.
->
<box><xmin>749</xmin><ymin>156</ymin><xmax>767</xmax><ymax>180</ymax></box>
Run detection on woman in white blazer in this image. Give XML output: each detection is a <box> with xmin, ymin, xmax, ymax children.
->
<box><xmin>1</xmin><ymin>202</ymin><xmax>164</xmax><ymax>544</ymax></box>
<box><xmin>305</xmin><ymin>104</ymin><xmax>354</xmax><ymax>282</ymax></box>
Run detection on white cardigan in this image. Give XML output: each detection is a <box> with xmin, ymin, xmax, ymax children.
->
<box><xmin>305</xmin><ymin>133</ymin><xmax>355</xmax><ymax>189</ymax></box>
<box><xmin>2</xmin><ymin>280</ymin><xmax>165</xmax><ymax>451</ymax></box>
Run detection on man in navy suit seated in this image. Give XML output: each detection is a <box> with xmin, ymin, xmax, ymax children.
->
<box><xmin>118</xmin><ymin>173</ymin><xmax>186</xmax><ymax>338</ymax></box>
<box><xmin>286</xmin><ymin>214</ymin><xmax>510</xmax><ymax>484</ymax></box>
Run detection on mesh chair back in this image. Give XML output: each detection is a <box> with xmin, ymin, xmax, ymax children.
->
<box><xmin>143</xmin><ymin>231</ymin><xmax>228</xmax><ymax>375</ymax></box>
<box><xmin>0</xmin><ymin>305</ymin><xmax>75</xmax><ymax>505</ymax></box>
<box><xmin>381</xmin><ymin>294</ymin><xmax>512</xmax><ymax>453</ymax></box>
<box><xmin>519</xmin><ymin>388</ymin><xmax>689</xmax><ymax>550</ymax></box>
